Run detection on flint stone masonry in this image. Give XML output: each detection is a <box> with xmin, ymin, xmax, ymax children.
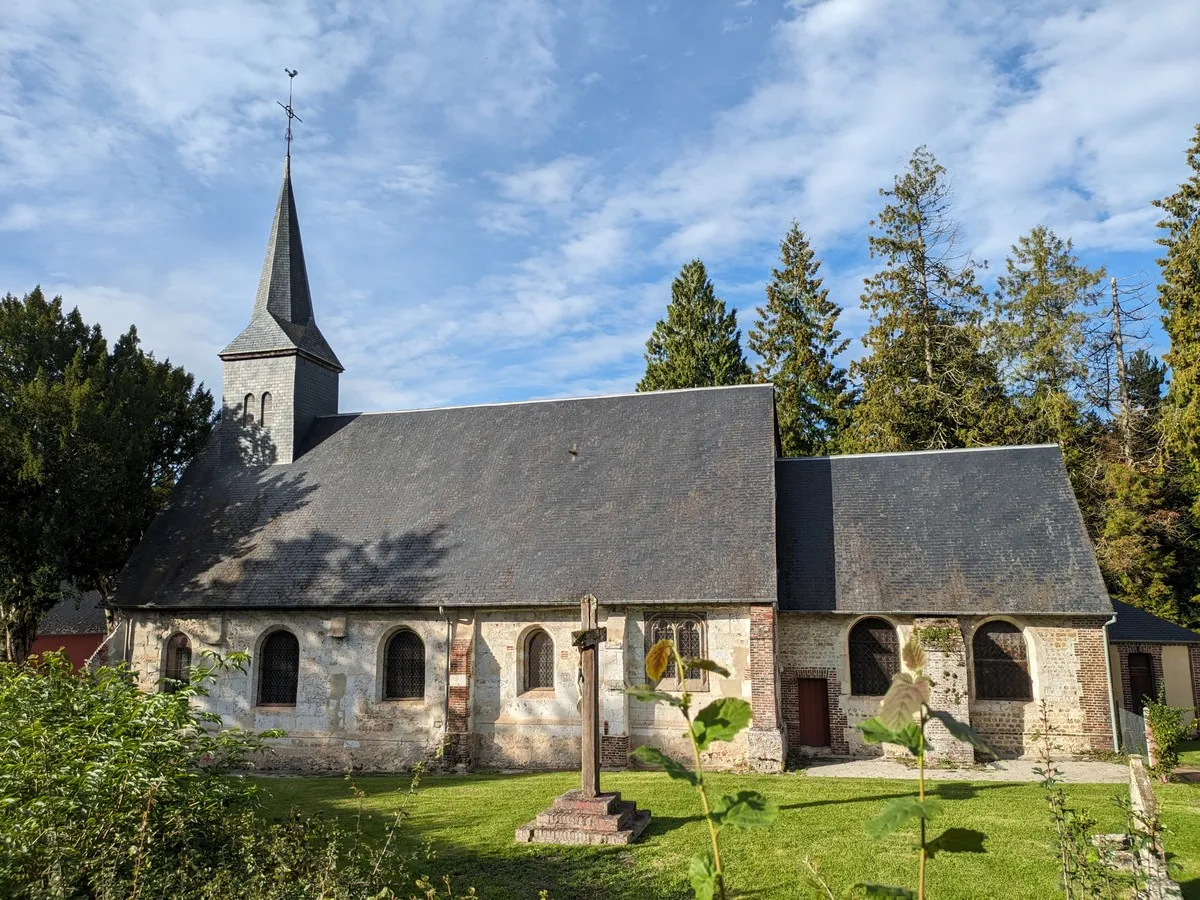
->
<box><xmin>915</xmin><ymin>617</ymin><xmax>972</xmax><ymax>764</ymax></box>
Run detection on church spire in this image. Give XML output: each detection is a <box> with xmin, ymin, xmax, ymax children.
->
<box><xmin>220</xmin><ymin>71</ymin><xmax>341</xmax><ymax>372</ymax></box>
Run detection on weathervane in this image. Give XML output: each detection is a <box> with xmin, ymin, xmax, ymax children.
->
<box><xmin>278</xmin><ymin>68</ymin><xmax>301</xmax><ymax>159</ymax></box>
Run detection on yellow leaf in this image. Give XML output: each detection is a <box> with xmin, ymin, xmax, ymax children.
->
<box><xmin>646</xmin><ymin>639</ymin><xmax>673</xmax><ymax>681</ymax></box>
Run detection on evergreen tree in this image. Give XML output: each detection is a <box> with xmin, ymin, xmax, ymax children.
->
<box><xmin>846</xmin><ymin>147</ymin><xmax>1011</xmax><ymax>451</ymax></box>
<box><xmin>991</xmin><ymin>226</ymin><xmax>1104</xmax><ymax>450</ymax></box>
<box><xmin>0</xmin><ymin>288</ymin><xmax>213</xmax><ymax>661</ymax></box>
<box><xmin>1154</xmin><ymin>123</ymin><xmax>1200</xmax><ymax>480</ymax></box>
<box><xmin>748</xmin><ymin>222</ymin><xmax>852</xmax><ymax>456</ymax></box>
<box><xmin>638</xmin><ymin>259</ymin><xmax>750</xmax><ymax>391</ymax></box>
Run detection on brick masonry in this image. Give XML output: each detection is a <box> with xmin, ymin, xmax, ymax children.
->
<box><xmin>780</xmin><ymin>665</ymin><xmax>850</xmax><ymax>757</ymax></box>
<box><xmin>600</xmin><ymin>735</ymin><xmax>629</xmax><ymax>769</ymax></box>
<box><xmin>1073</xmin><ymin>619</ymin><xmax>1115</xmax><ymax>752</ymax></box>
<box><xmin>1115</xmin><ymin>643</ymin><xmax>1165</xmax><ymax>712</ymax></box>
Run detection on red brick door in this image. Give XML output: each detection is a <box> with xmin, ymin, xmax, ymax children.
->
<box><xmin>796</xmin><ymin>678</ymin><xmax>831</xmax><ymax>747</ymax></box>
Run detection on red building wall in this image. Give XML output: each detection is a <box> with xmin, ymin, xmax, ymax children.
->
<box><xmin>30</xmin><ymin>634</ymin><xmax>103</xmax><ymax>671</ymax></box>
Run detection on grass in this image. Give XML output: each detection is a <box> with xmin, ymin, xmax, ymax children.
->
<box><xmin>1179</xmin><ymin>740</ymin><xmax>1200</xmax><ymax>767</ymax></box>
<box><xmin>252</xmin><ymin>772</ymin><xmax>1200</xmax><ymax>899</ymax></box>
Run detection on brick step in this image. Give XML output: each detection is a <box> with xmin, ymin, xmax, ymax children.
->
<box><xmin>535</xmin><ymin>801</ymin><xmax>636</xmax><ymax>832</ymax></box>
<box><xmin>549</xmin><ymin>789</ymin><xmax>623</xmax><ymax>815</ymax></box>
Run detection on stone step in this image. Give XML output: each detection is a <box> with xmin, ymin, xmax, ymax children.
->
<box><xmin>515</xmin><ymin>809</ymin><xmax>651</xmax><ymax>846</ymax></box>
<box><xmin>549</xmin><ymin>789</ymin><xmax>623</xmax><ymax>815</ymax></box>
<box><xmin>535</xmin><ymin>801</ymin><xmax>636</xmax><ymax>832</ymax></box>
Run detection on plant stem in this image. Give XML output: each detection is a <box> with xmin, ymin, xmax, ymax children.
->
<box><xmin>918</xmin><ymin>706</ymin><xmax>926</xmax><ymax>900</ymax></box>
<box><xmin>690</xmin><ymin>724</ymin><xmax>724</xmax><ymax>900</ymax></box>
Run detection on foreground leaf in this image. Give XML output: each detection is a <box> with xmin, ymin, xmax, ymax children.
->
<box><xmin>682</xmin><ymin>658</ymin><xmax>731</xmax><ymax>678</ymax></box>
<box><xmin>626</xmin><ymin>685</ymin><xmax>684</xmax><ymax>707</ymax></box>
<box><xmin>711</xmin><ymin>790</ymin><xmax>778</xmax><ymax>830</ymax></box>
<box><xmin>858</xmin><ymin>884</ymin><xmax>915</xmax><ymax>899</ymax></box>
<box><xmin>928</xmin><ymin>710</ymin><xmax>998</xmax><ymax>759</ymax></box>
<box><xmin>858</xmin><ymin>718</ymin><xmax>923</xmax><ymax>756</ymax></box>
<box><xmin>925</xmin><ymin>828</ymin><xmax>987</xmax><ymax>858</ymax></box>
<box><xmin>689</xmin><ymin>851</ymin><xmax>719</xmax><ymax>900</ymax></box>
<box><xmin>692</xmin><ymin>697</ymin><xmax>753</xmax><ymax>751</ymax></box>
<box><xmin>631</xmin><ymin>745</ymin><xmax>697</xmax><ymax>784</ymax></box>
<box><xmin>878</xmin><ymin>672</ymin><xmax>930</xmax><ymax>729</ymax></box>
<box><xmin>866</xmin><ymin>797</ymin><xmax>943</xmax><ymax>840</ymax></box>
<box><xmin>901</xmin><ymin>634</ymin><xmax>926</xmax><ymax>671</ymax></box>
<box><xmin>645</xmin><ymin>639</ymin><xmax>674</xmax><ymax>681</ymax></box>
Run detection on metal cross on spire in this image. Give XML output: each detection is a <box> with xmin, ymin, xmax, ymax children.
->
<box><xmin>278</xmin><ymin>68</ymin><xmax>302</xmax><ymax>160</ymax></box>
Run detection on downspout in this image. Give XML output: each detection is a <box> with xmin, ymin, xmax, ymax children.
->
<box><xmin>1102</xmin><ymin>612</ymin><xmax>1119</xmax><ymax>752</ymax></box>
<box><xmin>441</xmin><ymin>605</ymin><xmax>452</xmax><ymax>754</ymax></box>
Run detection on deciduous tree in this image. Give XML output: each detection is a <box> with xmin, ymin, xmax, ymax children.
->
<box><xmin>0</xmin><ymin>288</ymin><xmax>213</xmax><ymax>661</ymax></box>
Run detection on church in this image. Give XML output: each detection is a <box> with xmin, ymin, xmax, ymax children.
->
<box><xmin>109</xmin><ymin>158</ymin><xmax>1119</xmax><ymax>773</ymax></box>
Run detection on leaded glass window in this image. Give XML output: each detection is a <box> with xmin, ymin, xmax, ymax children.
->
<box><xmin>849</xmin><ymin>618</ymin><xmax>899</xmax><ymax>696</ymax></box>
<box><xmin>162</xmin><ymin>633</ymin><xmax>191</xmax><ymax>694</ymax></box>
<box><xmin>973</xmin><ymin>621</ymin><xmax>1032</xmax><ymax>700</ymax></box>
<box><xmin>646</xmin><ymin>615</ymin><xmax>706</xmax><ymax>688</ymax></box>
<box><xmin>258</xmin><ymin>630</ymin><xmax>299</xmax><ymax>706</ymax></box>
<box><xmin>384</xmin><ymin>630</ymin><xmax>425</xmax><ymax>700</ymax></box>
<box><xmin>524</xmin><ymin>629</ymin><xmax>554</xmax><ymax>692</ymax></box>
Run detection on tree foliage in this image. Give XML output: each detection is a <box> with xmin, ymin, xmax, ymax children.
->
<box><xmin>0</xmin><ymin>288</ymin><xmax>213</xmax><ymax>661</ymax></box>
<box><xmin>638</xmin><ymin>260</ymin><xmax>750</xmax><ymax>392</ymax></box>
<box><xmin>749</xmin><ymin>222</ymin><xmax>853</xmax><ymax>456</ymax></box>
<box><xmin>1155</xmin><ymin>123</ymin><xmax>1200</xmax><ymax>480</ymax></box>
<box><xmin>846</xmin><ymin>147</ymin><xmax>1011</xmax><ymax>451</ymax></box>
<box><xmin>991</xmin><ymin>225</ymin><xmax>1104</xmax><ymax>450</ymax></box>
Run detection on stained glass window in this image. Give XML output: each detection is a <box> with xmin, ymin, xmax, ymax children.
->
<box><xmin>258</xmin><ymin>630</ymin><xmax>299</xmax><ymax>706</ymax></box>
<box><xmin>849</xmin><ymin>618</ymin><xmax>899</xmax><ymax>696</ymax></box>
<box><xmin>162</xmin><ymin>633</ymin><xmax>191</xmax><ymax>693</ymax></box>
<box><xmin>973</xmin><ymin>621</ymin><xmax>1032</xmax><ymax>700</ymax></box>
<box><xmin>646</xmin><ymin>615</ymin><xmax>707</xmax><ymax>688</ymax></box>
<box><xmin>525</xmin><ymin>629</ymin><xmax>554</xmax><ymax>691</ymax></box>
<box><xmin>384</xmin><ymin>630</ymin><xmax>424</xmax><ymax>700</ymax></box>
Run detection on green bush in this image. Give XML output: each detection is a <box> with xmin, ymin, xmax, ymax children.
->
<box><xmin>0</xmin><ymin>651</ymin><xmax>446</xmax><ymax>899</ymax></box>
<box><xmin>1144</xmin><ymin>691</ymin><xmax>1191</xmax><ymax>781</ymax></box>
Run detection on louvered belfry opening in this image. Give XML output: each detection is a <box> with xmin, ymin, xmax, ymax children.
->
<box><xmin>973</xmin><ymin>621</ymin><xmax>1032</xmax><ymax>700</ymax></box>
<box><xmin>384</xmin><ymin>630</ymin><xmax>425</xmax><ymax>700</ymax></box>
<box><xmin>848</xmin><ymin>617</ymin><xmax>899</xmax><ymax>696</ymax></box>
<box><xmin>162</xmin><ymin>633</ymin><xmax>192</xmax><ymax>693</ymax></box>
<box><xmin>647</xmin><ymin>615</ymin><xmax>705</xmax><ymax>687</ymax></box>
<box><xmin>258</xmin><ymin>630</ymin><xmax>299</xmax><ymax>705</ymax></box>
<box><xmin>524</xmin><ymin>629</ymin><xmax>554</xmax><ymax>691</ymax></box>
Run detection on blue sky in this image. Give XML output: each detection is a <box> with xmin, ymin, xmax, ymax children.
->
<box><xmin>2</xmin><ymin>0</ymin><xmax>1198</xmax><ymax>414</ymax></box>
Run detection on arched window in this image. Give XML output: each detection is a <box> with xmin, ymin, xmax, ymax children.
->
<box><xmin>242</xmin><ymin>393</ymin><xmax>256</xmax><ymax>426</ymax></box>
<box><xmin>258</xmin><ymin>630</ymin><xmax>299</xmax><ymax>706</ymax></box>
<box><xmin>973</xmin><ymin>621</ymin><xmax>1032</xmax><ymax>700</ymax></box>
<box><xmin>524</xmin><ymin>629</ymin><xmax>555</xmax><ymax>692</ymax></box>
<box><xmin>849</xmin><ymin>618</ymin><xmax>899</xmax><ymax>696</ymax></box>
<box><xmin>260</xmin><ymin>392</ymin><xmax>272</xmax><ymax>427</ymax></box>
<box><xmin>162</xmin><ymin>633</ymin><xmax>191</xmax><ymax>693</ymax></box>
<box><xmin>384</xmin><ymin>630</ymin><xmax>425</xmax><ymax>700</ymax></box>
<box><xmin>646</xmin><ymin>615</ymin><xmax>706</xmax><ymax>688</ymax></box>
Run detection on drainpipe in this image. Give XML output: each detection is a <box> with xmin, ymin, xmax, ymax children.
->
<box><xmin>441</xmin><ymin>605</ymin><xmax>452</xmax><ymax>753</ymax></box>
<box><xmin>1102</xmin><ymin>612</ymin><xmax>1119</xmax><ymax>752</ymax></box>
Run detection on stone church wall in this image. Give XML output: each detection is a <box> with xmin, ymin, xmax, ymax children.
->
<box><xmin>777</xmin><ymin>613</ymin><xmax>1113</xmax><ymax>762</ymax></box>
<box><xmin>120</xmin><ymin>604</ymin><xmax>774</xmax><ymax>773</ymax></box>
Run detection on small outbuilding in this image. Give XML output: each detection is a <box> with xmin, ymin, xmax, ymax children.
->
<box><xmin>31</xmin><ymin>592</ymin><xmax>108</xmax><ymax>670</ymax></box>
<box><xmin>1108</xmin><ymin>600</ymin><xmax>1199</xmax><ymax>731</ymax></box>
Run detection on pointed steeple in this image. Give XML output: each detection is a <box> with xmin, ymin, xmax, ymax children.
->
<box><xmin>220</xmin><ymin>159</ymin><xmax>342</xmax><ymax>371</ymax></box>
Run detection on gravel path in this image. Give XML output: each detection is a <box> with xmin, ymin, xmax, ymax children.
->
<box><xmin>797</xmin><ymin>757</ymin><xmax>1128</xmax><ymax>783</ymax></box>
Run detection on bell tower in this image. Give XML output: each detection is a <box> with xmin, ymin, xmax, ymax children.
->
<box><xmin>218</xmin><ymin>155</ymin><xmax>342</xmax><ymax>465</ymax></box>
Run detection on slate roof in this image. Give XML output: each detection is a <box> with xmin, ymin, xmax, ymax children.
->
<box><xmin>1109</xmin><ymin>601</ymin><xmax>1200</xmax><ymax>643</ymax></box>
<box><xmin>776</xmin><ymin>445</ymin><xmax>1113</xmax><ymax>615</ymax></box>
<box><xmin>113</xmin><ymin>385</ymin><xmax>778</xmax><ymax>610</ymax></box>
<box><xmin>219</xmin><ymin>158</ymin><xmax>342</xmax><ymax>370</ymax></box>
<box><xmin>39</xmin><ymin>592</ymin><xmax>107</xmax><ymax>635</ymax></box>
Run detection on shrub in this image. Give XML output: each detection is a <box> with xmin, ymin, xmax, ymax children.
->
<box><xmin>0</xmin><ymin>650</ymin><xmax>452</xmax><ymax>899</ymax></box>
<box><xmin>1144</xmin><ymin>691</ymin><xmax>1190</xmax><ymax>781</ymax></box>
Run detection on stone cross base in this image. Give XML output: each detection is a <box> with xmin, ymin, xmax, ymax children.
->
<box><xmin>515</xmin><ymin>790</ymin><xmax>651</xmax><ymax>846</ymax></box>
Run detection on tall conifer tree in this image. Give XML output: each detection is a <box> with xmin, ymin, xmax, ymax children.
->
<box><xmin>748</xmin><ymin>222</ymin><xmax>851</xmax><ymax>456</ymax></box>
<box><xmin>846</xmin><ymin>147</ymin><xmax>1010</xmax><ymax>451</ymax></box>
<box><xmin>637</xmin><ymin>259</ymin><xmax>750</xmax><ymax>391</ymax></box>
<box><xmin>1154</xmin><ymin>123</ymin><xmax>1200</xmax><ymax>479</ymax></box>
<box><xmin>991</xmin><ymin>225</ymin><xmax>1104</xmax><ymax>450</ymax></box>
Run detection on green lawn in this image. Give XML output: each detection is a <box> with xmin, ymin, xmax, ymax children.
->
<box><xmin>254</xmin><ymin>772</ymin><xmax>1199</xmax><ymax>899</ymax></box>
<box><xmin>1180</xmin><ymin>740</ymin><xmax>1200</xmax><ymax>767</ymax></box>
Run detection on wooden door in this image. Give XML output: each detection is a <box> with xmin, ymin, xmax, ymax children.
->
<box><xmin>1128</xmin><ymin>653</ymin><xmax>1156</xmax><ymax>710</ymax></box>
<box><xmin>797</xmin><ymin>678</ymin><xmax>831</xmax><ymax>747</ymax></box>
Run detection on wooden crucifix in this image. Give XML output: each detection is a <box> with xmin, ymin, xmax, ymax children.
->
<box><xmin>572</xmin><ymin>594</ymin><xmax>607</xmax><ymax>799</ymax></box>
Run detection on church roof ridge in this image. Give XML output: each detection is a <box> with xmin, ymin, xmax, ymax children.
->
<box><xmin>330</xmin><ymin>382</ymin><xmax>773</xmax><ymax>419</ymax></box>
<box><xmin>779</xmin><ymin>443</ymin><xmax>1061</xmax><ymax>462</ymax></box>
